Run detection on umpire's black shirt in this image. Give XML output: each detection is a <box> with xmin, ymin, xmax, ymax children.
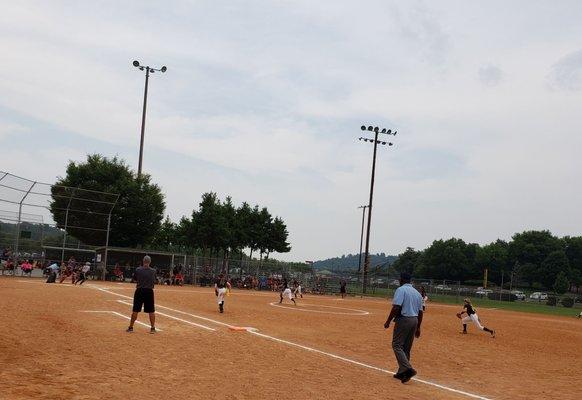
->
<box><xmin>134</xmin><ymin>266</ymin><xmax>156</xmax><ymax>289</ymax></box>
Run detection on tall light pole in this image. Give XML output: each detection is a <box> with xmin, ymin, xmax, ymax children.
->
<box><xmin>358</xmin><ymin>125</ymin><xmax>397</xmax><ymax>293</ymax></box>
<box><xmin>132</xmin><ymin>60</ymin><xmax>167</xmax><ymax>177</ymax></box>
<box><xmin>356</xmin><ymin>205</ymin><xmax>368</xmax><ymax>282</ymax></box>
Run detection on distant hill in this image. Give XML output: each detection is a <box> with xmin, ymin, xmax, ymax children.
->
<box><xmin>313</xmin><ymin>253</ymin><xmax>397</xmax><ymax>272</ymax></box>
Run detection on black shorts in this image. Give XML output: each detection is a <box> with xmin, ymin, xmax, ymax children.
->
<box><xmin>133</xmin><ymin>288</ymin><xmax>155</xmax><ymax>313</ymax></box>
<box><xmin>340</xmin><ymin>287</ymin><xmax>346</xmax><ymax>293</ymax></box>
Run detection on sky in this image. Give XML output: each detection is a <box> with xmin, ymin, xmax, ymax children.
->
<box><xmin>1</xmin><ymin>1</ymin><xmax>582</xmax><ymax>261</ymax></box>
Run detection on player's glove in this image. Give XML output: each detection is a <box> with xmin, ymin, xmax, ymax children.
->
<box><xmin>456</xmin><ymin>313</ymin><xmax>462</xmax><ymax>319</ymax></box>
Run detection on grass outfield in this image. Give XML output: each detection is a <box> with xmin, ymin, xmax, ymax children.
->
<box><xmin>346</xmin><ymin>285</ymin><xmax>582</xmax><ymax>317</ymax></box>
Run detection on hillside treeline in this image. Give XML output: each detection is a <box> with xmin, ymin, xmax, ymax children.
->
<box><xmin>392</xmin><ymin>230</ymin><xmax>582</xmax><ymax>291</ymax></box>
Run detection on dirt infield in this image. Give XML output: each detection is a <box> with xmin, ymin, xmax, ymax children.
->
<box><xmin>0</xmin><ymin>277</ymin><xmax>580</xmax><ymax>400</ymax></box>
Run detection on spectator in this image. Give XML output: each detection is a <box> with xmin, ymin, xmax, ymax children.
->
<box><xmin>113</xmin><ymin>263</ymin><xmax>124</xmax><ymax>281</ymax></box>
<box><xmin>21</xmin><ymin>260</ymin><xmax>33</xmax><ymax>276</ymax></box>
<box><xmin>174</xmin><ymin>272</ymin><xmax>184</xmax><ymax>286</ymax></box>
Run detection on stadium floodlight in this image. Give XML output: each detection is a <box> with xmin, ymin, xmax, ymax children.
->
<box><xmin>132</xmin><ymin>59</ymin><xmax>168</xmax><ymax>177</ymax></box>
<box><xmin>357</xmin><ymin>123</ymin><xmax>398</xmax><ymax>294</ymax></box>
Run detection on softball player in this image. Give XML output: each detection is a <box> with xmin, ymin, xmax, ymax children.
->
<box><xmin>214</xmin><ymin>274</ymin><xmax>232</xmax><ymax>313</ymax></box>
<box><xmin>420</xmin><ymin>286</ymin><xmax>428</xmax><ymax>311</ymax></box>
<box><xmin>458</xmin><ymin>298</ymin><xmax>495</xmax><ymax>337</ymax></box>
<box><xmin>279</xmin><ymin>279</ymin><xmax>296</xmax><ymax>305</ymax></box>
<box><xmin>293</xmin><ymin>280</ymin><xmax>303</xmax><ymax>298</ymax></box>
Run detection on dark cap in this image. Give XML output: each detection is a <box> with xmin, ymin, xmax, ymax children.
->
<box><xmin>400</xmin><ymin>272</ymin><xmax>412</xmax><ymax>282</ymax></box>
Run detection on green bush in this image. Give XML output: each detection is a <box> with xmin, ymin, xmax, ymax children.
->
<box><xmin>546</xmin><ymin>295</ymin><xmax>557</xmax><ymax>306</ymax></box>
<box><xmin>561</xmin><ymin>297</ymin><xmax>574</xmax><ymax>308</ymax></box>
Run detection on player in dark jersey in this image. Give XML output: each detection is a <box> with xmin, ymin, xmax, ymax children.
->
<box><xmin>458</xmin><ymin>298</ymin><xmax>495</xmax><ymax>337</ymax></box>
<box><xmin>279</xmin><ymin>278</ymin><xmax>296</xmax><ymax>305</ymax></box>
<box><xmin>214</xmin><ymin>273</ymin><xmax>232</xmax><ymax>313</ymax></box>
<box><xmin>340</xmin><ymin>279</ymin><xmax>347</xmax><ymax>299</ymax></box>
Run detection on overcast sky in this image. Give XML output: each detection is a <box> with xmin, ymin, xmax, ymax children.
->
<box><xmin>1</xmin><ymin>1</ymin><xmax>582</xmax><ymax>261</ymax></box>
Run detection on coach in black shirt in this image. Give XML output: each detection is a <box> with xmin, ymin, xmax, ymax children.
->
<box><xmin>127</xmin><ymin>255</ymin><xmax>157</xmax><ymax>334</ymax></box>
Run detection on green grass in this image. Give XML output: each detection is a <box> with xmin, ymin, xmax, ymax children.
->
<box><xmin>345</xmin><ymin>284</ymin><xmax>582</xmax><ymax>317</ymax></box>
<box><xmin>427</xmin><ymin>294</ymin><xmax>582</xmax><ymax>317</ymax></box>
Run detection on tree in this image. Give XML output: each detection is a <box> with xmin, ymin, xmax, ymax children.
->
<box><xmin>553</xmin><ymin>271</ymin><xmax>569</xmax><ymax>295</ymax></box>
<box><xmin>195</xmin><ymin>192</ymin><xmax>227</xmax><ymax>258</ymax></box>
<box><xmin>392</xmin><ymin>247</ymin><xmax>421</xmax><ymax>274</ymax></box>
<box><xmin>508</xmin><ymin>230</ymin><xmax>562</xmax><ymax>267</ymax></box>
<box><xmin>563</xmin><ymin>236</ymin><xmax>582</xmax><ymax>291</ymax></box>
<box><xmin>267</xmin><ymin>217</ymin><xmax>291</xmax><ymax>256</ymax></box>
<box><xmin>416</xmin><ymin>238</ymin><xmax>479</xmax><ymax>281</ymax></box>
<box><xmin>150</xmin><ymin>216</ymin><xmax>177</xmax><ymax>249</ymax></box>
<box><xmin>540</xmin><ymin>250</ymin><xmax>570</xmax><ymax>289</ymax></box>
<box><xmin>475</xmin><ymin>240</ymin><xmax>510</xmax><ymax>285</ymax></box>
<box><xmin>256</xmin><ymin>207</ymin><xmax>273</xmax><ymax>262</ymax></box>
<box><xmin>50</xmin><ymin>154</ymin><xmax>165</xmax><ymax>247</ymax></box>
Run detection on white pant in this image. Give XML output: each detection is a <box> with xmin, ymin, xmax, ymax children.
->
<box><xmin>462</xmin><ymin>314</ymin><xmax>484</xmax><ymax>330</ymax></box>
<box><xmin>294</xmin><ymin>286</ymin><xmax>302</xmax><ymax>295</ymax></box>
<box><xmin>282</xmin><ymin>288</ymin><xmax>292</xmax><ymax>300</ymax></box>
<box><xmin>217</xmin><ymin>288</ymin><xmax>227</xmax><ymax>304</ymax></box>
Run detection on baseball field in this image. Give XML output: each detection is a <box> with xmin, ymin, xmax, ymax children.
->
<box><xmin>0</xmin><ymin>277</ymin><xmax>580</xmax><ymax>400</ymax></box>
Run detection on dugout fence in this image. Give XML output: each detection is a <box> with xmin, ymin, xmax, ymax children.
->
<box><xmin>0</xmin><ymin>171</ymin><xmax>118</xmax><ymax>275</ymax></box>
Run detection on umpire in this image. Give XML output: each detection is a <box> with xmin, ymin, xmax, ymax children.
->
<box><xmin>127</xmin><ymin>255</ymin><xmax>157</xmax><ymax>334</ymax></box>
<box><xmin>384</xmin><ymin>272</ymin><xmax>423</xmax><ymax>383</ymax></box>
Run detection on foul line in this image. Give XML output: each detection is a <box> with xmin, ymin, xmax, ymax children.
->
<box><xmin>91</xmin><ymin>286</ymin><xmax>491</xmax><ymax>400</ymax></box>
<box><xmin>116</xmin><ymin>300</ymin><xmax>215</xmax><ymax>331</ymax></box>
<box><xmin>91</xmin><ymin>286</ymin><xmax>234</xmax><ymax>329</ymax></box>
<box><xmin>247</xmin><ymin>329</ymin><xmax>491</xmax><ymax>400</ymax></box>
<box><xmin>81</xmin><ymin>310</ymin><xmax>162</xmax><ymax>331</ymax></box>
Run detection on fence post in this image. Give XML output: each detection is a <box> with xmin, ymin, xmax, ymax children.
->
<box><xmin>13</xmin><ymin>181</ymin><xmax>36</xmax><ymax>271</ymax></box>
<box><xmin>60</xmin><ymin>188</ymin><xmax>77</xmax><ymax>264</ymax></box>
<box><xmin>457</xmin><ymin>280</ymin><xmax>460</xmax><ymax>303</ymax></box>
<box><xmin>193</xmin><ymin>256</ymin><xmax>198</xmax><ymax>286</ymax></box>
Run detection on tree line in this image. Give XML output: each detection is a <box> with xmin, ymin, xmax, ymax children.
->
<box><xmin>151</xmin><ymin>192</ymin><xmax>291</xmax><ymax>265</ymax></box>
<box><xmin>50</xmin><ymin>155</ymin><xmax>291</xmax><ymax>266</ymax></box>
<box><xmin>392</xmin><ymin>230</ymin><xmax>582</xmax><ymax>293</ymax></box>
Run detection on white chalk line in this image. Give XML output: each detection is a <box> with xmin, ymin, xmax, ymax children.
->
<box><xmin>269</xmin><ymin>302</ymin><xmax>370</xmax><ymax>316</ymax></box>
<box><xmin>116</xmin><ymin>300</ymin><xmax>215</xmax><ymax>331</ymax></box>
<box><xmin>91</xmin><ymin>286</ymin><xmax>233</xmax><ymax>329</ymax></box>
<box><xmin>248</xmin><ymin>329</ymin><xmax>491</xmax><ymax>400</ymax></box>
<box><xmin>92</xmin><ymin>286</ymin><xmax>491</xmax><ymax>399</ymax></box>
<box><xmin>16</xmin><ymin>280</ymin><xmax>75</xmax><ymax>287</ymax></box>
<box><xmin>80</xmin><ymin>310</ymin><xmax>162</xmax><ymax>331</ymax></box>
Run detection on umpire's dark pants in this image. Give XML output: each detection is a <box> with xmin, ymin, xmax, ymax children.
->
<box><xmin>392</xmin><ymin>316</ymin><xmax>418</xmax><ymax>374</ymax></box>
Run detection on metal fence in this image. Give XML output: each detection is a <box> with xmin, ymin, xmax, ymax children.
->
<box><xmin>0</xmin><ymin>171</ymin><xmax>118</xmax><ymax>270</ymax></box>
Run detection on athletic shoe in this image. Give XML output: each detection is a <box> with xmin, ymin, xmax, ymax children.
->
<box><xmin>150</xmin><ymin>327</ymin><xmax>156</xmax><ymax>334</ymax></box>
<box><xmin>126</xmin><ymin>327</ymin><xmax>133</xmax><ymax>333</ymax></box>
<box><xmin>462</xmin><ymin>331</ymin><xmax>467</xmax><ymax>334</ymax></box>
<box><xmin>393</xmin><ymin>372</ymin><xmax>404</xmax><ymax>380</ymax></box>
<box><xmin>491</xmin><ymin>330</ymin><xmax>496</xmax><ymax>338</ymax></box>
<box><xmin>400</xmin><ymin>368</ymin><xmax>417</xmax><ymax>384</ymax></box>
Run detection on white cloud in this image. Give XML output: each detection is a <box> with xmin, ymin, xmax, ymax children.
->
<box><xmin>1</xmin><ymin>1</ymin><xmax>582</xmax><ymax>261</ymax></box>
